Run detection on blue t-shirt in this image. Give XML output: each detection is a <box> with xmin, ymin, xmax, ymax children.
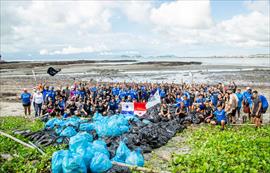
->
<box><xmin>259</xmin><ymin>95</ymin><xmax>268</xmax><ymax>109</ymax></box>
<box><xmin>21</xmin><ymin>93</ymin><xmax>31</xmax><ymax>104</ymax></box>
<box><xmin>243</xmin><ymin>91</ymin><xmax>252</xmax><ymax>104</ymax></box>
<box><xmin>160</xmin><ymin>90</ymin><xmax>166</xmax><ymax>98</ymax></box>
<box><xmin>214</xmin><ymin>109</ymin><xmax>226</xmax><ymax>122</ymax></box>
<box><xmin>112</xmin><ymin>87</ymin><xmax>120</xmax><ymax>96</ymax></box>
<box><xmin>42</xmin><ymin>89</ymin><xmax>48</xmax><ymax>100</ymax></box>
<box><xmin>47</xmin><ymin>90</ymin><xmax>56</xmax><ymax>102</ymax></box>
<box><xmin>210</xmin><ymin>93</ymin><xmax>219</xmax><ymax>107</ymax></box>
<box><xmin>236</xmin><ymin>93</ymin><xmax>243</xmax><ymax>108</ymax></box>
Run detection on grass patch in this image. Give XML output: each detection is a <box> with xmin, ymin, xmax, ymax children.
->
<box><xmin>0</xmin><ymin>116</ymin><xmax>65</xmax><ymax>173</ymax></box>
<box><xmin>171</xmin><ymin>125</ymin><xmax>270</xmax><ymax>173</ymax></box>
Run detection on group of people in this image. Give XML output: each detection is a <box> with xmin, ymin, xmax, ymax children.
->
<box><xmin>19</xmin><ymin>81</ymin><xmax>268</xmax><ymax>129</ymax></box>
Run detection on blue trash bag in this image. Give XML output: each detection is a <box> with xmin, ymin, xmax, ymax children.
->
<box><xmin>51</xmin><ymin>150</ymin><xmax>69</xmax><ymax>173</ymax></box>
<box><xmin>92</xmin><ymin>140</ymin><xmax>110</xmax><ymax>157</ymax></box>
<box><xmin>55</xmin><ymin>126</ymin><xmax>63</xmax><ymax>135</ymax></box>
<box><xmin>63</xmin><ymin>116</ymin><xmax>80</xmax><ymax>128</ymax></box>
<box><xmin>125</xmin><ymin>148</ymin><xmax>144</xmax><ymax>167</ymax></box>
<box><xmin>112</xmin><ymin>141</ymin><xmax>131</xmax><ymax>163</ymax></box>
<box><xmin>62</xmin><ymin>151</ymin><xmax>87</xmax><ymax>173</ymax></box>
<box><xmin>75</xmin><ymin>144</ymin><xmax>95</xmax><ymax>167</ymax></box>
<box><xmin>45</xmin><ymin>118</ymin><xmax>57</xmax><ymax>129</ymax></box>
<box><xmin>90</xmin><ymin>152</ymin><xmax>112</xmax><ymax>173</ymax></box>
<box><xmin>60</xmin><ymin>126</ymin><xmax>77</xmax><ymax>137</ymax></box>
<box><xmin>69</xmin><ymin>132</ymin><xmax>93</xmax><ymax>152</ymax></box>
<box><xmin>92</xmin><ymin>113</ymin><xmax>105</xmax><ymax>122</ymax></box>
<box><xmin>79</xmin><ymin>123</ymin><xmax>95</xmax><ymax>132</ymax></box>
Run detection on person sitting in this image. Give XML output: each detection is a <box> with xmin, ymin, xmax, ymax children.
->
<box><xmin>204</xmin><ymin>100</ymin><xmax>214</xmax><ymax>123</ymax></box>
<box><xmin>211</xmin><ymin>104</ymin><xmax>227</xmax><ymax>130</ymax></box>
<box><xmin>175</xmin><ymin>102</ymin><xmax>187</xmax><ymax>118</ymax></box>
<box><xmin>159</xmin><ymin>100</ymin><xmax>171</xmax><ymax>120</ymax></box>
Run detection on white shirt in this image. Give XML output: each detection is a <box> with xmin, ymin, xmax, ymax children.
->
<box><xmin>33</xmin><ymin>93</ymin><xmax>43</xmax><ymax>104</ymax></box>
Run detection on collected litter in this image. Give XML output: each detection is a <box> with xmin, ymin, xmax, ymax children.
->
<box><xmin>13</xmin><ymin>104</ymin><xmax>201</xmax><ymax>172</ymax></box>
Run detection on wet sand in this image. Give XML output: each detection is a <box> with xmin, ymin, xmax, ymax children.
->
<box><xmin>0</xmin><ymin>60</ymin><xmax>269</xmax><ymax>122</ymax></box>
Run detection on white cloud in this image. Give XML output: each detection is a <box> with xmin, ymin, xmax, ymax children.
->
<box><xmin>150</xmin><ymin>0</ymin><xmax>213</xmax><ymax>29</ymax></box>
<box><xmin>121</xmin><ymin>1</ymin><xmax>152</xmax><ymax>23</ymax></box>
<box><xmin>1</xmin><ymin>0</ymin><xmax>269</xmax><ymax>57</ymax></box>
<box><xmin>40</xmin><ymin>45</ymin><xmax>108</xmax><ymax>55</ymax></box>
<box><xmin>217</xmin><ymin>11</ymin><xmax>269</xmax><ymax>47</ymax></box>
<box><xmin>244</xmin><ymin>0</ymin><xmax>270</xmax><ymax>14</ymax></box>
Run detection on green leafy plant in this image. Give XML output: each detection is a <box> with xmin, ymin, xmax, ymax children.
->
<box><xmin>0</xmin><ymin>117</ymin><xmax>66</xmax><ymax>173</ymax></box>
<box><xmin>171</xmin><ymin>125</ymin><xmax>270</xmax><ymax>173</ymax></box>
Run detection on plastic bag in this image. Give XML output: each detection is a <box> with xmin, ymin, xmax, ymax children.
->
<box><xmin>92</xmin><ymin>140</ymin><xmax>110</xmax><ymax>157</ymax></box>
<box><xmin>63</xmin><ymin>116</ymin><xmax>80</xmax><ymax>128</ymax></box>
<box><xmin>112</xmin><ymin>141</ymin><xmax>130</xmax><ymax>163</ymax></box>
<box><xmin>45</xmin><ymin>118</ymin><xmax>57</xmax><ymax>129</ymax></box>
<box><xmin>62</xmin><ymin>151</ymin><xmax>87</xmax><ymax>173</ymax></box>
<box><xmin>60</xmin><ymin>126</ymin><xmax>77</xmax><ymax>137</ymax></box>
<box><xmin>125</xmin><ymin>148</ymin><xmax>144</xmax><ymax>167</ymax></box>
<box><xmin>75</xmin><ymin>144</ymin><xmax>95</xmax><ymax>167</ymax></box>
<box><xmin>51</xmin><ymin>150</ymin><xmax>68</xmax><ymax>173</ymax></box>
<box><xmin>69</xmin><ymin>132</ymin><xmax>93</xmax><ymax>152</ymax></box>
<box><xmin>79</xmin><ymin>123</ymin><xmax>94</xmax><ymax>131</ymax></box>
<box><xmin>90</xmin><ymin>152</ymin><xmax>112</xmax><ymax>173</ymax></box>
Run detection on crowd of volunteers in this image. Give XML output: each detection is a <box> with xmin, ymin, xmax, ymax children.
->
<box><xmin>20</xmin><ymin>81</ymin><xmax>268</xmax><ymax>129</ymax></box>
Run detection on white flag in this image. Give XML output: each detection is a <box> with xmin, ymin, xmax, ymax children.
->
<box><xmin>121</xmin><ymin>102</ymin><xmax>134</xmax><ymax>114</ymax></box>
<box><xmin>146</xmin><ymin>90</ymin><xmax>161</xmax><ymax>109</ymax></box>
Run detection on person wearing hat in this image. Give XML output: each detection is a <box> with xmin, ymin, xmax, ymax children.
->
<box><xmin>19</xmin><ymin>88</ymin><xmax>32</xmax><ymax>116</ymax></box>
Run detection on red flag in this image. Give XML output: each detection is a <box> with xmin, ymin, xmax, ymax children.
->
<box><xmin>134</xmin><ymin>102</ymin><xmax>146</xmax><ymax>117</ymax></box>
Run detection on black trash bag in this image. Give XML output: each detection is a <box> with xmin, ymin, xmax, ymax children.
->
<box><xmin>47</xmin><ymin>67</ymin><xmax>61</xmax><ymax>76</ymax></box>
<box><xmin>106</xmin><ymin>165</ymin><xmax>131</xmax><ymax>173</ymax></box>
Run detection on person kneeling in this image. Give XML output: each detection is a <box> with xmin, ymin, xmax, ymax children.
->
<box><xmin>211</xmin><ymin>104</ymin><xmax>227</xmax><ymax>130</ymax></box>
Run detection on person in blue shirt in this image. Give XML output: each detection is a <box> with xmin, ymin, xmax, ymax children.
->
<box><xmin>195</xmin><ymin>94</ymin><xmax>205</xmax><ymax>110</ymax></box>
<box><xmin>20</xmin><ymin>88</ymin><xmax>32</xmax><ymax>116</ymax></box>
<box><xmin>235</xmin><ymin>88</ymin><xmax>243</xmax><ymax>119</ymax></box>
<box><xmin>242</xmin><ymin>87</ymin><xmax>252</xmax><ymax>120</ymax></box>
<box><xmin>211</xmin><ymin>104</ymin><xmax>227</xmax><ymax>130</ymax></box>
<box><xmin>112</xmin><ymin>87</ymin><xmax>119</xmax><ymax>96</ymax></box>
<box><xmin>47</xmin><ymin>87</ymin><xmax>56</xmax><ymax>103</ymax></box>
<box><xmin>175</xmin><ymin>94</ymin><xmax>182</xmax><ymax>107</ymax></box>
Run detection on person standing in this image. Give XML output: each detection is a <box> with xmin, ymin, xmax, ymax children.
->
<box><xmin>251</xmin><ymin>91</ymin><xmax>262</xmax><ymax>128</ymax></box>
<box><xmin>235</xmin><ymin>88</ymin><xmax>243</xmax><ymax>121</ymax></box>
<box><xmin>33</xmin><ymin>90</ymin><xmax>44</xmax><ymax>117</ymax></box>
<box><xmin>20</xmin><ymin>88</ymin><xmax>32</xmax><ymax>116</ymax></box>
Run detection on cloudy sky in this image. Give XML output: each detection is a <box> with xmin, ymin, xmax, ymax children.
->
<box><xmin>1</xmin><ymin>0</ymin><xmax>269</xmax><ymax>60</ymax></box>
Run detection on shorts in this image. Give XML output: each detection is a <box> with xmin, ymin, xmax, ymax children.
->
<box><xmin>216</xmin><ymin>120</ymin><xmax>227</xmax><ymax>125</ymax></box>
<box><xmin>228</xmin><ymin>109</ymin><xmax>236</xmax><ymax>117</ymax></box>
<box><xmin>23</xmin><ymin>103</ymin><xmax>31</xmax><ymax>107</ymax></box>
<box><xmin>251</xmin><ymin>112</ymin><xmax>261</xmax><ymax>118</ymax></box>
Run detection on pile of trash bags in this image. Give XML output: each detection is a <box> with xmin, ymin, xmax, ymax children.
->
<box><xmin>52</xmin><ymin>132</ymin><xmax>143</xmax><ymax>173</ymax></box>
<box><xmin>14</xmin><ymin>104</ymin><xmax>202</xmax><ymax>173</ymax></box>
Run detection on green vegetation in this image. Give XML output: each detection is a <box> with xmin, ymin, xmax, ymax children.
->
<box><xmin>0</xmin><ymin>117</ymin><xmax>65</xmax><ymax>173</ymax></box>
<box><xmin>1</xmin><ymin>117</ymin><xmax>270</xmax><ymax>173</ymax></box>
<box><xmin>171</xmin><ymin>125</ymin><xmax>270</xmax><ymax>173</ymax></box>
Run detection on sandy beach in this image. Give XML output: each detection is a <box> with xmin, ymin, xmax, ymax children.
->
<box><xmin>0</xmin><ymin>59</ymin><xmax>269</xmax><ymax>122</ymax></box>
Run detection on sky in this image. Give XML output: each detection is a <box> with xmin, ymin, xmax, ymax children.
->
<box><xmin>1</xmin><ymin>0</ymin><xmax>269</xmax><ymax>60</ymax></box>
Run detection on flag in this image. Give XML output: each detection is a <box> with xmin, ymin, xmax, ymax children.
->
<box><xmin>47</xmin><ymin>67</ymin><xmax>61</xmax><ymax>76</ymax></box>
<box><xmin>146</xmin><ymin>90</ymin><xmax>161</xmax><ymax>109</ymax></box>
<box><xmin>134</xmin><ymin>102</ymin><xmax>146</xmax><ymax>117</ymax></box>
<box><xmin>121</xmin><ymin>102</ymin><xmax>134</xmax><ymax>114</ymax></box>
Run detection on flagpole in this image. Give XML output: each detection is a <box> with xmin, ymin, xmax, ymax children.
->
<box><xmin>32</xmin><ymin>69</ymin><xmax>37</xmax><ymax>86</ymax></box>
